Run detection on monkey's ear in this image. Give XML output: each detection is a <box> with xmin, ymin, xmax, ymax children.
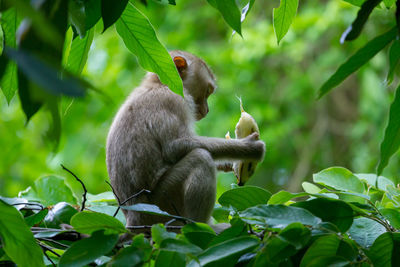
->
<box><xmin>173</xmin><ymin>56</ymin><xmax>187</xmax><ymax>72</ymax></box>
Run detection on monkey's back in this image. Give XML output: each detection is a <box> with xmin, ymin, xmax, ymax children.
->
<box><xmin>106</xmin><ymin>82</ymin><xmax>191</xmax><ymax>225</ymax></box>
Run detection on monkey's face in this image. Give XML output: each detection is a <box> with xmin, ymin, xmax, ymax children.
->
<box><xmin>171</xmin><ymin>51</ymin><xmax>216</xmax><ymax>121</ymax></box>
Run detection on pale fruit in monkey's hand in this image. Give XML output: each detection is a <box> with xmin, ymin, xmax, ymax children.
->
<box><xmin>226</xmin><ymin>99</ymin><xmax>261</xmax><ymax>186</ymax></box>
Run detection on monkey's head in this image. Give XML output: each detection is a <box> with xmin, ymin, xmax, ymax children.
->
<box><xmin>170</xmin><ymin>51</ymin><xmax>217</xmax><ymax>121</ymax></box>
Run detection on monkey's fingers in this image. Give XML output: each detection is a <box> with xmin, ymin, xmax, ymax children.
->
<box><xmin>217</xmin><ymin>162</ymin><xmax>233</xmax><ymax>172</ymax></box>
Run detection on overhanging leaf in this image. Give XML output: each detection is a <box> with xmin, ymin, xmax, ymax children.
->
<box><xmin>101</xmin><ymin>0</ymin><xmax>129</xmax><ymax>32</ymax></box>
<box><xmin>210</xmin><ymin>0</ymin><xmax>242</xmax><ymax>35</ymax></box>
<box><xmin>70</xmin><ymin>211</ymin><xmax>127</xmax><ymax>235</ymax></box>
<box><xmin>0</xmin><ymin>200</ymin><xmax>45</xmax><ymax>267</ymax></box>
<box><xmin>386</xmin><ymin>39</ymin><xmax>400</xmax><ymax>85</ymax></box>
<box><xmin>377</xmin><ymin>84</ymin><xmax>400</xmax><ymax>175</ymax></box>
<box><xmin>273</xmin><ymin>0</ymin><xmax>299</xmax><ymax>44</ymax></box>
<box><xmin>318</xmin><ymin>27</ymin><xmax>397</xmax><ymax>99</ymax></box>
<box><xmin>65</xmin><ymin>28</ymin><xmax>94</xmax><ymax>75</ymax></box>
<box><xmin>0</xmin><ymin>8</ymin><xmax>18</xmax><ymax>103</ymax></box>
<box><xmin>115</xmin><ymin>2</ymin><xmax>183</xmax><ymax>95</ymax></box>
<box><xmin>341</xmin><ymin>0</ymin><xmax>382</xmax><ymax>42</ymax></box>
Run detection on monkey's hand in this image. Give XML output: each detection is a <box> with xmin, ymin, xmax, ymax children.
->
<box><xmin>216</xmin><ymin>162</ymin><xmax>233</xmax><ymax>172</ymax></box>
<box><xmin>241</xmin><ymin>132</ymin><xmax>266</xmax><ymax>161</ymax></box>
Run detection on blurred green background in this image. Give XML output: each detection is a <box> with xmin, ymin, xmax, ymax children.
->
<box><xmin>1</xmin><ymin>0</ymin><xmax>399</xmax><ymax>198</ymax></box>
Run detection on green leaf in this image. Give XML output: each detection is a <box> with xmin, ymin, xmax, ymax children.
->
<box><xmin>218</xmin><ymin>186</ymin><xmax>271</xmax><ymax>211</ymax></box>
<box><xmin>268</xmin><ymin>190</ymin><xmax>308</xmax><ymax>205</ymax></box>
<box><xmin>33</xmin><ymin>175</ymin><xmax>77</xmax><ymax>206</ymax></box>
<box><xmin>84</xmin><ymin>0</ymin><xmax>102</xmax><ymax>30</ymax></box>
<box><xmin>6</xmin><ymin>47</ymin><xmax>86</xmax><ymax>97</ymax></box>
<box><xmin>318</xmin><ymin>27</ymin><xmax>397</xmax><ymax>98</ymax></box>
<box><xmin>155</xmin><ymin>250</ymin><xmax>185</xmax><ymax>267</ymax></box>
<box><xmin>212</xmin><ymin>204</ymin><xmax>230</xmax><ymax>223</ymax></box>
<box><xmin>0</xmin><ymin>8</ymin><xmax>17</xmax><ymax>103</ymax></box>
<box><xmin>292</xmin><ymin>198</ymin><xmax>354</xmax><ymax>232</ymax></box>
<box><xmin>160</xmin><ymin>238</ymin><xmax>203</xmax><ymax>255</ymax></box>
<box><xmin>43</xmin><ymin>202</ymin><xmax>78</xmax><ymax>228</ymax></box>
<box><xmin>341</xmin><ymin>0</ymin><xmax>382</xmax><ymax>41</ymax></box>
<box><xmin>207</xmin><ymin>0</ymin><xmax>242</xmax><ymax>35</ymax></box>
<box><xmin>24</xmin><ymin>208</ymin><xmax>48</xmax><ymax>227</ymax></box>
<box><xmin>380</xmin><ymin>208</ymin><xmax>400</xmax><ymax>229</ymax></box>
<box><xmin>348</xmin><ymin>217</ymin><xmax>386</xmax><ymax>247</ymax></box>
<box><xmin>69</xmin><ymin>0</ymin><xmax>86</xmax><ymax>38</ymax></box>
<box><xmin>313</xmin><ymin>167</ymin><xmax>364</xmax><ymax>193</ymax></box>
<box><xmin>366</xmin><ymin>232</ymin><xmax>400</xmax><ymax>267</ymax></box>
<box><xmin>343</xmin><ymin>0</ymin><xmax>367</xmax><ymax>6</ymax></box>
<box><xmin>87</xmin><ymin>205</ymin><xmax>126</xmax><ymax>225</ymax></box>
<box><xmin>151</xmin><ymin>224</ymin><xmax>177</xmax><ymax>246</ymax></box>
<box><xmin>0</xmin><ymin>200</ymin><xmax>45</xmax><ymax>267</ymax></box>
<box><xmin>383</xmin><ymin>0</ymin><xmax>396</xmax><ymax>7</ymax></box>
<box><xmin>279</xmin><ymin>222</ymin><xmax>311</xmax><ymax>249</ymax></box>
<box><xmin>108</xmin><ymin>235</ymin><xmax>152</xmax><ymax>267</ymax></box>
<box><xmin>122</xmin><ymin>203</ymin><xmax>193</xmax><ymax>222</ymax></box>
<box><xmin>70</xmin><ymin>211</ymin><xmax>127</xmax><ymax>235</ymax></box>
<box><xmin>239</xmin><ymin>204</ymin><xmax>322</xmax><ymax>228</ymax></box>
<box><xmin>59</xmin><ymin>230</ymin><xmax>119</xmax><ymax>267</ymax></box>
<box><xmin>273</xmin><ymin>0</ymin><xmax>299</xmax><ymax>44</ymax></box>
<box><xmin>65</xmin><ymin>28</ymin><xmax>94</xmax><ymax>75</ymax></box>
<box><xmin>302</xmin><ymin>182</ymin><xmax>322</xmax><ymax>194</ymax></box>
<box><xmin>182</xmin><ymin>223</ymin><xmax>216</xmax><ymax>249</ymax></box>
<box><xmin>300</xmin><ymin>234</ymin><xmax>341</xmax><ymax>267</ymax></box>
<box><xmin>377</xmin><ymin>84</ymin><xmax>400</xmax><ymax>175</ymax></box>
<box><xmin>355</xmin><ymin>173</ymin><xmax>394</xmax><ymax>190</ymax></box>
<box><xmin>189</xmin><ymin>236</ymin><xmax>259</xmax><ymax>267</ymax></box>
<box><xmin>101</xmin><ymin>0</ymin><xmax>128</xmax><ymax>32</ymax></box>
<box><xmin>116</xmin><ymin>2</ymin><xmax>183</xmax><ymax>95</ymax></box>
<box><xmin>387</xmin><ymin>40</ymin><xmax>400</xmax><ymax>85</ymax></box>
<box><xmin>208</xmin><ymin>219</ymin><xmax>247</xmax><ymax>247</ymax></box>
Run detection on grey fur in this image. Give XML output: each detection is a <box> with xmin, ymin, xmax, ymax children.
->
<box><xmin>106</xmin><ymin>51</ymin><xmax>265</xmax><ymax>228</ymax></box>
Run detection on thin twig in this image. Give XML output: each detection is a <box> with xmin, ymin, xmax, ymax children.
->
<box><xmin>165</xmin><ymin>219</ymin><xmax>177</xmax><ymax>226</ymax></box>
<box><xmin>38</xmin><ymin>242</ymin><xmax>61</xmax><ymax>257</ymax></box>
<box><xmin>37</xmin><ymin>238</ymin><xmax>70</xmax><ymax>248</ymax></box>
<box><xmin>105</xmin><ymin>180</ymin><xmax>121</xmax><ymax>204</ymax></box>
<box><xmin>127</xmin><ymin>225</ymin><xmax>183</xmax><ymax>230</ymax></box>
<box><xmin>43</xmin><ymin>250</ymin><xmax>56</xmax><ymax>267</ymax></box>
<box><xmin>61</xmin><ymin>164</ymin><xmax>87</xmax><ymax>211</ymax></box>
<box><xmin>113</xmin><ymin>189</ymin><xmax>151</xmax><ymax>217</ymax></box>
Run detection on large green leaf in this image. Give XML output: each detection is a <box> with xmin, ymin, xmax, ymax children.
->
<box><xmin>70</xmin><ymin>211</ymin><xmax>127</xmax><ymax>235</ymax></box>
<box><xmin>59</xmin><ymin>230</ymin><xmax>119</xmax><ymax>267</ymax></box>
<box><xmin>65</xmin><ymin>28</ymin><xmax>94</xmax><ymax>75</ymax></box>
<box><xmin>377</xmin><ymin>84</ymin><xmax>400</xmax><ymax>175</ymax></box>
<box><xmin>273</xmin><ymin>0</ymin><xmax>299</xmax><ymax>44</ymax></box>
<box><xmin>43</xmin><ymin>202</ymin><xmax>78</xmax><ymax>228</ymax></box>
<box><xmin>101</xmin><ymin>0</ymin><xmax>128</xmax><ymax>32</ymax></box>
<box><xmin>182</xmin><ymin>223</ymin><xmax>216</xmax><ymax>249</ymax></box>
<box><xmin>155</xmin><ymin>250</ymin><xmax>185</xmax><ymax>267</ymax></box>
<box><xmin>84</xmin><ymin>0</ymin><xmax>102</xmax><ymax>30</ymax></box>
<box><xmin>300</xmin><ymin>234</ymin><xmax>343</xmax><ymax>267</ymax></box>
<box><xmin>160</xmin><ymin>238</ymin><xmax>203</xmax><ymax>255</ymax></box>
<box><xmin>313</xmin><ymin>167</ymin><xmax>364</xmax><ymax>193</ymax></box>
<box><xmin>239</xmin><ymin>204</ymin><xmax>322</xmax><ymax>228</ymax></box>
<box><xmin>386</xmin><ymin>39</ymin><xmax>400</xmax><ymax>85</ymax></box>
<box><xmin>0</xmin><ymin>8</ymin><xmax>17</xmax><ymax>103</ymax></box>
<box><xmin>355</xmin><ymin>173</ymin><xmax>394</xmax><ymax>190</ymax></box>
<box><xmin>108</xmin><ymin>234</ymin><xmax>152</xmax><ymax>266</ymax></box>
<box><xmin>366</xmin><ymin>232</ymin><xmax>400</xmax><ymax>267</ymax></box>
<box><xmin>207</xmin><ymin>0</ymin><xmax>242</xmax><ymax>35</ymax></box>
<box><xmin>33</xmin><ymin>175</ymin><xmax>78</xmax><ymax>206</ymax></box>
<box><xmin>0</xmin><ymin>200</ymin><xmax>45</xmax><ymax>267</ymax></box>
<box><xmin>69</xmin><ymin>0</ymin><xmax>86</xmax><ymax>38</ymax></box>
<box><xmin>188</xmin><ymin>236</ymin><xmax>259</xmax><ymax>267</ymax></box>
<box><xmin>292</xmin><ymin>198</ymin><xmax>353</xmax><ymax>232</ymax></box>
<box><xmin>151</xmin><ymin>224</ymin><xmax>177</xmax><ymax>246</ymax></box>
<box><xmin>348</xmin><ymin>217</ymin><xmax>386</xmax><ymax>247</ymax></box>
<box><xmin>268</xmin><ymin>190</ymin><xmax>308</xmax><ymax>204</ymax></box>
<box><xmin>318</xmin><ymin>27</ymin><xmax>397</xmax><ymax>98</ymax></box>
<box><xmin>115</xmin><ymin>2</ymin><xmax>182</xmax><ymax>95</ymax></box>
<box><xmin>341</xmin><ymin>0</ymin><xmax>382</xmax><ymax>41</ymax></box>
<box><xmin>218</xmin><ymin>186</ymin><xmax>271</xmax><ymax>211</ymax></box>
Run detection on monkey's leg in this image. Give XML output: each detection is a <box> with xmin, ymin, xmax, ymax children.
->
<box><xmin>154</xmin><ymin>148</ymin><xmax>216</xmax><ymax>223</ymax></box>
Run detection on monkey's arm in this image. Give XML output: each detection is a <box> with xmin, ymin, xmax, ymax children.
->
<box><xmin>164</xmin><ymin>133</ymin><xmax>265</xmax><ymax>162</ymax></box>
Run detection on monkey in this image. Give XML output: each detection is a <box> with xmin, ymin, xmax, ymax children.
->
<box><xmin>106</xmin><ymin>51</ymin><xmax>265</xmax><ymax>229</ymax></box>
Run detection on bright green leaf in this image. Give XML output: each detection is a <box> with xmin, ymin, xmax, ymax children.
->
<box><xmin>386</xmin><ymin>39</ymin><xmax>400</xmax><ymax>85</ymax></box>
<box><xmin>343</xmin><ymin>0</ymin><xmax>367</xmax><ymax>6</ymax></box>
<box><xmin>268</xmin><ymin>190</ymin><xmax>308</xmax><ymax>205</ymax></box>
<box><xmin>355</xmin><ymin>173</ymin><xmax>394</xmax><ymax>190</ymax></box>
<box><xmin>380</xmin><ymin>208</ymin><xmax>400</xmax><ymax>229</ymax></box>
<box><xmin>302</xmin><ymin>182</ymin><xmax>321</xmax><ymax>194</ymax></box>
<box><xmin>318</xmin><ymin>27</ymin><xmax>397</xmax><ymax>98</ymax></box>
<box><xmin>33</xmin><ymin>175</ymin><xmax>77</xmax><ymax>206</ymax></box>
<box><xmin>218</xmin><ymin>185</ymin><xmax>271</xmax><ymax>211</ymax></box>
<box><xmin>366</xmin><ymin>232</ymin><xmax>400</xmax><ymax>267</ymax></box>
<box><xmin>116</xmin><ymin>2</ymin><xmax>183</xmax><ymax>95</ymax></box>
<box><xmin>239</xmin><ymin>204</ymin><xmax>322</xmax><ymax>228</ymax></box>
<box><xmin>377</xmin><ymin>84</ymin><xmax>400</xmax><ymax>175</ymax></box>
<box><xmin>383</xmin><ymin>0</ymin><xmax>395</xmax><ymax>7</ymax></box>
<box><xmin>59</xmin><ymin>230</ymin><xmax>119</xmax><ymax>267</ymax></box>
<box><xmin>65</xmin><ymin>28</ymin><xmax>94</xmax><ymax>75</ymax></box>
<box><xmin>273</xmin><ymin>0</ymin><xmax>299</xmax><ymax>44</ymax></box>
<box><xmin>70</xmin><ymin>211</ymin><xmax>127</xmax><ymax>235</ymax></box>
<box><xmin>151</xmin><ymin>224</ymin><xmax>177</xmax><ymax>246</ymax></box>
<box><xmin>313</xmin><ymin>167</ymin><xmax>364</xmax><ymax>193</ymax></box>
<box><xmin>0</xmin><ymin>200</ymin><xmax>45</xmax><ymax>267</ymax></box>
<box><xmin>0</xmin><ymin>8</ymin><xmax>17</xmax><ymax>103</ymax></box>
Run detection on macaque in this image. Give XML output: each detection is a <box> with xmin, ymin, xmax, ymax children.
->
<box><xmin>106</xmin><ymin>51</ymin><xmax>265</xmax><ymax>229</ymax></box>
